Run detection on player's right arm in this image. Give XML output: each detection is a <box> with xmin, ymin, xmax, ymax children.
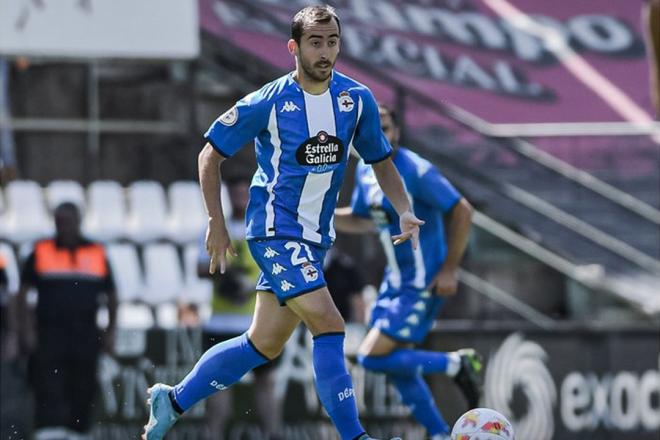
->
<box><xmin>198</xmin><ymin>143</ymin><xmax>235</xmax><ymax>275</ymax></box>
<box><xmin>200</xmin><ymin>89</ymin><xmax>270</xmax><ymax>274</ymax></box>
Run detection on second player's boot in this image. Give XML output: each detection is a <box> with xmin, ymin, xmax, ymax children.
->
<box><xmin>453</xmin><ymin>348</ymin><xmax>483</xmax><ymax>408</ymax></box>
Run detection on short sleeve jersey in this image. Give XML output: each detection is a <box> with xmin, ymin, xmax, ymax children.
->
<box><xmin>351</xmin><ymin>147</ymin><xmax>461</xmax><ymax>291</ymax></box>
<box><xmin>205</xmin><ymin>71</ymin><xmax>392</xmax><ymax>248</ymax></box>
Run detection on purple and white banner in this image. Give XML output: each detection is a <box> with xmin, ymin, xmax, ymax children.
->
<box><xmin>200</xmin><ymin>0</ymin><xmax>655</xmax><ymax>125</ymax></box>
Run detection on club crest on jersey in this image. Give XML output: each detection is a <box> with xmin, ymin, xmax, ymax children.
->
<box><xmin>218</xmin><ymin>106</ymin><xmax>238</xmax><ymax>126</ymax></box>
<box><xmin>296</xmin><ymin>130</ymin><xmax>345</xmax><ymax>174</ymax></box>
<box><xmin>337</xmin><ymin>91</ymin><xmax>354</xmax><ymax>112</ymax></box>
<box><xmin>300</xmin><ymin>262</ymin><xmax>319</xmax><ymax>283</ymax></box>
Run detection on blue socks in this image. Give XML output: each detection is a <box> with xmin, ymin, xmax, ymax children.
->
<box><xmin>391</xmin><ymin>374</ymin><xmax>450</xmax><ymax>435</ymax></box>
<box><xmin>171</xmin><ymin>333</ymin><xmax>268</xmax><ymax>412</ymax></box>
<box><xmin>313</xmin><ymin>333</ymin><xmax>365</xmax><ymax>440</ymax></box>
<box><xmin>358</xmin><ymin>349</ymin><xmax>449</xmax><ymax>375</ymax></box>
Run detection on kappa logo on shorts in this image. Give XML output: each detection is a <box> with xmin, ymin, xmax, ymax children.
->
<box><xmin>264</xmin><ymin>247</ymin><xmax>279</xmax><ymax>258</ymax></box>
<box><xmin>272</xmin><ymin>263</ymin><xmax>286</xmax><ymax>275</ymax></box>
<box><xmin>413</xmin><ymin>301</ymin><xmax>426</xmax><ymax>312</ymax></box>
<box><xmin>281</xmin><ymin>280</ymin><xmax>295</xmax><ymax>292</ymax></box>
<box><xmin>300</xmin><ymin>262</ymin><xmax>318</xmax><ymax>283</ymax></box>
<box><xmin>405</xmin><ymin>314</ymin><xmax>420</xmax><ymax>325</ymax></box>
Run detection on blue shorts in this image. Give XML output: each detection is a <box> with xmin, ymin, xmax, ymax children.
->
<box><xmin>369</xmin><ymin>287</ymin><xmax>444</xmax><ymax>344</ymax></box>
<box><xmin>248</xmin><ymin>238</ymin><xmax>328</xmax><ymax>305</ymax></box>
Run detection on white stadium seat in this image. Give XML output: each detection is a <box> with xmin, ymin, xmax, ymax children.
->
<box><xmin>182</xmin><ymin>243</ymin><xmax>212</xmax><ymax>305</ymax></box>
<box><xmin>46</xmin><ymin>180</ymin><xmax>86</xmax><ymax>212</ymax></box>
<box><xmin>142</xmin><ymin>242</ymin><xmax>184</xmax><ymax>305</ymax></box>
<box><xmin>105</xmin><ymin>242</ymin><xmax>144</xmax><ymax>303</ymax></box>
<box><xmin>0</xmin><ymin>242</ymin><xmax>20</xmax><ymax>294</ymax></box>
<box><xmin>166</xmin><ymin>181</ymin><xmax>207</xmax><ymax>244</ymax></box>
<box><xmin>83</xmin><ymin>180</ymin><xmax>127</xmax><ymax>242</ymax></box>
<box><xmin>2</xmin><ymin>180</ymin><xmax>53</xmax><ymax>244</ymax></box>
<box><xmin>126</xmin><ymin>181</ymin><xmax>168</xmax><ymax>243</ymax></box>
<box><xmin>116</xmin><ymin>302</ymin><xmax>155</xmax><ymax>329</ymax></box>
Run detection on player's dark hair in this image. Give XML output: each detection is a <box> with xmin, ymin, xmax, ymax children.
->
<box><xmin>378</xmin><ymin>103</ymin><xmax>399</xmax><ymax>128</ymax></box>
<box><xmin>291</xmin><ymin>5</ymin><xmax>341</xmax><ymax>44</ymax></box>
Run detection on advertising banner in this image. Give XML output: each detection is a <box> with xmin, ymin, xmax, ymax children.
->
<box><xmin>199</xmin><ymin>0</ymin><xmax>654</xmax><ymax>125</ymax></box>
<box><xmin>93</xmin><ymin>325</ymin><xmax>660</xmax><ymax>440</ymax></box>
<box><xmin>0</xmin><ymin>0</ymin><xmax>199</xmax><ymax>59</ymax></box>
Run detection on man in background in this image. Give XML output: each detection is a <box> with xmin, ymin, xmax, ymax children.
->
<box><xmin>335</xmin><ymin>104</ymin><xmax>480</xmax><ymax>440</ymax></box>
<box><xmin>14</xmin><ymin>202</ymin><xmax>117</xmax><ymax>440</ymax></box>
<box><xmin>197</xmin><ymin>176</ymin><xmax>282</xmax><ymax>440</ymax></box>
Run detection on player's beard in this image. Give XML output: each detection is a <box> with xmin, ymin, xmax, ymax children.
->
<box><xmin>300</xmin><ymin>55</ymin><xmax>333</xmax><ymax>83</ymax></box>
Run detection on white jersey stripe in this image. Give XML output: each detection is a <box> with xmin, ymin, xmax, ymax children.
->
<box><xmin>297</xmin><ymin>90</ymin><xmax>336</xmax><ymax>243</ymax></box>
<box><xmin>380</xmin><ymin>229</ymin><xmax>401</xmax><ymax>289</ymax></box>
<box><xmin>265</xmin><ymin>105</ymin><xmax>282</xmax><ymax>236</ymax></box>
<box><xmin>298</xmin><ymin>173</ymin><xmax>333</xmax><ymax>242</ymax></box>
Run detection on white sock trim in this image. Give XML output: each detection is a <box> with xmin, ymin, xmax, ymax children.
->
<box><xmin>446</xmin><ymin>352</ymin><xmax>461</xmax><ymax>377</ymax></box>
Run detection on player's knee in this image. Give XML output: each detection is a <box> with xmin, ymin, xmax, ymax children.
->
<box><xmin>249</xmin><ymin>334</ymin><xmax>287</xmax><ymax>359</ymax></box>
<box><xmin>305</xmin><ymin>310</ymin><xmax>345</xmax><ymax>335</ymax></box>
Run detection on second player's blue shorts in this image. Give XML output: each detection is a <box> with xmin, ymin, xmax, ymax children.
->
<box><xmin>248</xmin><ymin>238</ymin><xmax>328</xmax><ymax>305</ymax></box>
<box><xmin>369</xmin><ymin>287</ymin><xmax>444</xmax><ymax>344</ymax></box>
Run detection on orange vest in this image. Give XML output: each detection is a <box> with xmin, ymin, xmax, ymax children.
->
<box><xmin>34</xmin><ymin>239</ymin><xmax>108</xmax><ymax>278</ymax></box>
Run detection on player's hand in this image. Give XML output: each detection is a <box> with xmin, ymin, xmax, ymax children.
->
<box><xmin>206</xmin><ymin>217</ymin><xmax>237</xmax><ymax>274</ymax></box>
<box><xmin>392</xmin><ymin>210</ymin><xmax>425</xmax><ymax>249</ymax></box>
<box><xmin>429</xmin><ymin>268</ymin><xmax>458</xmax><ymax>296</ymax></box>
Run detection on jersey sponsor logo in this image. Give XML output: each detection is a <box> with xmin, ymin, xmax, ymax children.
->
<box><xmin>280</xmin><ymin>100</ymin><xmax>301</xmax><ymax>112</ymax></box>
<box><xmin>280</xmin><ymin>280</ymin><xmax>295</xmax><ymax>292</ymax></box>
<box><xmin>218</xmin><ymin>106</ymin><xmax>238</xmax><ymax>126</ymax></box>
<box><xmin>272</xmin><ymin>263</ymin><xmax>286</xmax><ymax>275</ymax></box>
<box><xmin>264</xmin><ymin>247</ymin><xmax>279</xmax><ymax>258</ymax></box>
<box><xmin>300</xmin><ymin>262</ymin><xmax>318</xmax><ymax>283</ymax></box>
<box><xmin>337</xmin><ymin>91</ymin><xmax>354</xmax><ymax>112</ymax></box>
<box><xmin>295</xmin><ymin>130</ymin><xmax>345</xmax><ymax>173</ymax></box>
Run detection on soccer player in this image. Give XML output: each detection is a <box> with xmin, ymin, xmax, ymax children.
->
<box><xmin>143</xmin><ymin>6</ymin><xmax>419</xmax><ymax>440</ymax></box>
<box><xmin>334</xmin><ymin>104</ymin><xmax>481</xmax><ymax>440</ymax></box>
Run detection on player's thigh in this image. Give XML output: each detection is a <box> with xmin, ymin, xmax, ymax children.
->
<box><xmin>358</xmin><ymin>327</ymin><xmax>401</xmax><ymax>357</ymax></box>
<box><xmin>247</xmin><ymin>291</ymin><xmax>301</xmax><ymax>359</ymax></box>
<box><xmin>285</xmin><ymin>286</ymin><xmax>344</xmax><ymax>336</ymax></box>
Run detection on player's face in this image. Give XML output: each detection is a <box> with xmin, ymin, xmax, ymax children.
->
<box><xmin>379</xmin><ymin>108</ymin><xmax>400</xmax><ymax>147</ymax></box>
<box><xmin>296</xmin><ymin>20</ymin><xmax>340</xmax><ymax>82</ymax></box>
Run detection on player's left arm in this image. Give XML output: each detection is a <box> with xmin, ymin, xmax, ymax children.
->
<box><xmin>429</xmin><ymin>198</ymin><xmax>473</xmax><ymax>296</ymax></box>
<box><xmin>415</xmin><ymin>164</ymin><xmax>473</xmax><ymax>295</ymax></box>
<box><xmin>371</xmin><ymin>158</ymin><xmax>424</xmax><ymax>249</ymax></box>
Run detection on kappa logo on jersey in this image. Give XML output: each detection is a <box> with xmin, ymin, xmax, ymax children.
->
<box><xmin>218</xmin><ymin>106</ymin><xmax>238</xmax><ymax>126</ymax></box>
<box><xmin>281</xmin><ymin>280</ymin><xmax>295</xmax><ymax>292</ymax></box>
<box><xmin>295</xmin><ymin>130</ymin><xmax>345</xmax><ymax>173</ymax></box>
<box><xmin>264</xmin><ymin>247</ymin><xmax>279</xmax><ymax>258</ymax></box>
<box><xmin>280</xmin><ymin>101</ymin><xmax>300</xmax><ymax>113</ymax></box>
<box><xmin>272</xmin><ymin>263</ymin><xmax>286</xmax><ymax>275</ymax></box>
<box><xmin>300</xmin><ymin>262</ymin><xmax>318</xmax><ymax>283</ymax></box>
<box><xmin>337</xmin><ymin>91</ymin><xmax>354</xmax><ymax>112</ymax></box>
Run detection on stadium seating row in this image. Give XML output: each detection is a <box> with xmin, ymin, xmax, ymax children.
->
<box><xmin>0</xmin><ymin>180</ymin><xmax>231</xmax><ymax>245</ymax></box>
<box><xmin>0</xmin><ymin>241</ymin><xmax>213</xmax><ymax>329</ymax></box>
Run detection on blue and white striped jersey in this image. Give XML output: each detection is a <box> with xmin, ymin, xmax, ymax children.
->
<box><xmin>351</xmin><ymin>147</ymin><xmax>461</xmax><ymax>291</ymax></box>
<box><xmin>205</xmin><ymin>71</ymin><xmax>392</xmax><ymax>248</ymax></box>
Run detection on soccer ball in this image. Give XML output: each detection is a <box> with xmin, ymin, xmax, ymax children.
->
<box><xmin>450</xmin><ymin>408</ymin><xmax>515</xmax><ymax>440</ymax></box>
